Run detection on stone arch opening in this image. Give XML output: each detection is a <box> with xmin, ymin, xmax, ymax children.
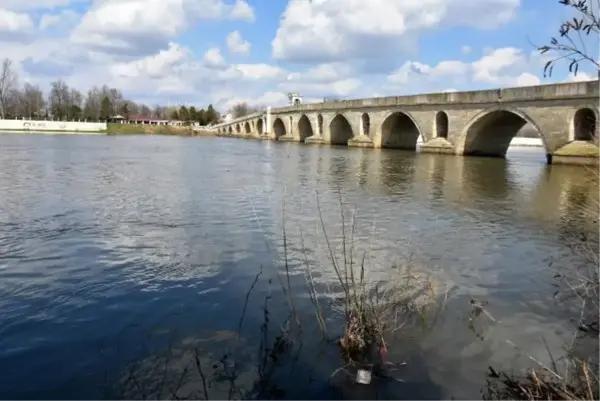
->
<box><xmin>244</xmin><ymin>121</ymin><xmax>251</xmax><ymax>134</ymax></box>
<box><xmin>463</xmin><ymin>109</ymin><xmax>548</xmax><ymax>158</ymax></box>
<box><xmin>256</xmin><ymin>118</ymin><xmax>264</xmax><ymax>135</ymax></box>
<box><xmin>273</xmin><ymin>118</ymin><xmax>286</xmax><ymax>138</ymax></box>
<box><xmin>361</xmin><ymin>113</ymin><xmax>370</xmax><ymax>137</ymax></box>
<box><xmin>435</xmin><ymin>111</ymin><xmax>448</xmax><ymax>139</ymax></box>
<box><xmin>298</xmin><ymin>115</ymin><xmax>314</xmax><ymax>142</ymax></box>
<box><xmin>317</xmin><ymin>114</ymin><xmax>324</xmax><ymax>135</ymax></box>
<box><xmin>329</xmin><ymin>114</ymin><xmax>354</xmax><ymax>145</ymax></box>
<box><xmin>228</xmin><ymin>126</ymin><xmax>233</xmax><ymax>134</ymax></box>
<box><xmin>381</xmin><ymin>112</ymin><xmax>421</xmax><ymax>149</ymax></box>
<box><xmin>573</xmin><ymin>108</ymin><xmax>596</xmax><ymax>141</ymax></box>
<box><xmin>235</xmin><ymin>124</ymin><xmax>241</xmax><ymax>134</ymax></box>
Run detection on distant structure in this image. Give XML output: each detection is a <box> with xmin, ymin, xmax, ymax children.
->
<box><xmin>287</xmin><ymin>92</ymin><xmax>302</xmax><ymax>106</ymax></box>
<box><xmin>323</xmin><ymin>96</ymin><xmax>342</xmax><ymax>103</ymax></box>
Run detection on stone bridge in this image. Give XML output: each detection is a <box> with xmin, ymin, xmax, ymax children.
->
<box><xmin>213</xmin><ymin>80</ymin><xmax>600</xmax><ymax>165</ymax></box>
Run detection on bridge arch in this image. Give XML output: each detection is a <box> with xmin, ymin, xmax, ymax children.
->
<box><xmin>235</xmin><ymin>124</ymin><xmax>241</xmax><ymax>134</ymax></box>
<box><xmin>256</xmin><ymin>118</ymin><xmax>264</xmax><ymax>135</ymax></box>
<box><xmin>228</xmin><ymin>126</ymin><xmax>233</xmax><ymax>134</ymax></box>
<box><xmin>435</xmin><ymin>111</ymin><xmax>449</xmax><ymax>139</ymax></box>
<box><xmin>298</xmin><ymin>114</ymin><xmax>314</xmax><ymax>142</ymax></box>
<box><xmin>329</xmin><ymin>114</ymin><xmax>354</xmax><ymax>145</ymax></box>
<box><xmin>460</xmin><ymin>108</ymin><xmax>549</xmax><ymax>158</ymax></box>
<box><xmin>244</xmin><ymin>121</ymin><xmax>251</xmax><ymax>134</ymax></box>
<box><xmin>381</xmin><ymin>111</ymin><xmax>422</xmax><ymax>149</ymax></box>
<box><xmin>361</xmin><ymin>113</ymin><xmax>371</xmax><ymax>137</ymax></box>
<box><xmin>572</xmin><ymin>108</ymin><xmax>597</xmax><ymax>141</ymax></box>
<box><xmin>273</xmin><ymin>117</ymin><xmax>286</xmax><ymax>138</ymax></box>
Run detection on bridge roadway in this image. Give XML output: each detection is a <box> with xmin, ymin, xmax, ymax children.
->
<box><xmin>213</xmin><ymin>81</ymin><xmax>600</xmax><ymax>165</ymax></box>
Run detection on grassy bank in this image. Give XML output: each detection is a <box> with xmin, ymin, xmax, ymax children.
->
<box><xmin>106</xmin><ymin>123</ymin><xmax>215</xmax><ymax>137</ymax></box>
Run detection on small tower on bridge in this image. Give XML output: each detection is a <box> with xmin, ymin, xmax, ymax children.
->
<box><xmin>287</xmin><ymin>92</ymin><xmax>303</xmax><ymax>106</ymax></box>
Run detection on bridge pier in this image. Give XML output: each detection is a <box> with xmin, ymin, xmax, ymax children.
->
<box><xmin>212</xmin><ymin>81</ymin><xmax>599</xmax><ymax>166</ymax></box>
<box><xmin>550</xmin><ymin>141</ymin><xmax>600</xmax><ymax>165</ymax></box>
<box><xmin>348</xmin><ymin>135</ymin><xmax>374</xmax><ymax>148</ymax></box>
<box><xmin>277</xmin><ymin>135</ymin><xmax>297</xmax><ymax>142</ymax></box>
<box><xmin>305</xmin><ymin>135</ymin><xmax>326</xmax><ymax>145</ymax></box>
<box><xmin>419</xmin><ymin>138</ymin><xmax>454</xmax><ymax>154</ymax></box>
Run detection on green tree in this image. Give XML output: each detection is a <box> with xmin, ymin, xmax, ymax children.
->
<box><xmin>179</xmin><ymin>105</ymin><xmax>189</xmax><ymax>121</ymax></box>
<box><xmin>69</xmin><ymin>105</ymin><xmax>82</xmax><ymax>120</ymax></box>
<box><xmin>189</xmin><ymin>106</ymin><xmax>197</xmax><ymax>122</ymax></box>
<box><xmin>204</xmin><ymin>104</ymin><xmax>218</xmax><ymax>125</ymax></box>
<box><xmin>196</xmin><ymin>108</ymin><xmax>206</xmax><ymax>125</ymax></box>
<box><xmin>100</xmin><ymin>95</ymin><xmax>111</xmax><ymax>120</ymax></box>
<box><xmin>170</xmin><ymin>109</ymin><xmax>179</xmax><ymax>120</ymax></box>
<box><xmin>120</xmin><ymin>102</ymin><xmax>129</xmax><ymax>119</ymax></box>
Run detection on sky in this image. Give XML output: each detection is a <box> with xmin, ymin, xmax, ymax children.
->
<box><xmin>0</xmin><ymin>0</ymin><xmax>598</xmax><ymax>112</ymax></box>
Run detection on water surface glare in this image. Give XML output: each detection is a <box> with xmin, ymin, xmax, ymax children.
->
<box><xmin>0</xmin><ymin>133</ymin><xmax>597</xmax><ymax>399</ymax></box>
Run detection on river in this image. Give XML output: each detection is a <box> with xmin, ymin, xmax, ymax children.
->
<box><xmin>0</xmin><ymin>133</ymin><xmax>597</xmax><ymax>399</ymax></box>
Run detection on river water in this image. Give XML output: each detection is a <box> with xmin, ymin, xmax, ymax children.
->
<box><xmin>0</xmin><ymin>133</ymin><xmax>597</xmax><ymax>399</ymax></box>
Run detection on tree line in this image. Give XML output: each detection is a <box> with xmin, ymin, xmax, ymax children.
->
<box><xmin>0</xmin><ymin>58</ymin><xmax>221</xmax><ymax>125</ymax></box>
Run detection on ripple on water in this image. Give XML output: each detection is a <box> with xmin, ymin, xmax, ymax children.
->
<box><xmin>0</xmin><ymin>135</ymin><xmax>596</xmax><ymax>399</ymax></box>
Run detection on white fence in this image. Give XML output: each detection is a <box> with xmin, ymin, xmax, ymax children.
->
<box><xmin>0</xmin><ymin>119</ymin><xmax>107</xmax><ymax>132</ymax></box>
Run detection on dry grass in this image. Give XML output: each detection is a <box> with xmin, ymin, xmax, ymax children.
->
<box><xmin>484</xmin><ymin>359</ymin><xmax>598</xmax><ymax>400</ymax></box>
<box><xmin>485</xmin><ymin>166</ymin><xmax>599</xmax><ymax>400</ymax></box>
<box><xmin>298</xmin><ymin>192</ymin><xmax>448</xmax><ymax>371</ymax></box>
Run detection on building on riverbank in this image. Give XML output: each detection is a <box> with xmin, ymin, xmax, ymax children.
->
<box><xmin>110</xmin><ymin>114</ymin><xmax>185</xmax><ymax>126</ymax></box>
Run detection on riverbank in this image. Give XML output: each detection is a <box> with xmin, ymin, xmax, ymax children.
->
<box><xmin>106</xmin><ymin>123</ymin><xmax>215</xmax><ymax>136</ymax></box>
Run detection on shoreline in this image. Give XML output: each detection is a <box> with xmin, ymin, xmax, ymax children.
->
<box><xmin>0</xmin><ymin>125</ymin><xmax>218</xmax><ymax>137</ymax></box>
<box><xmin>0</xmin><ymin>129</ymin><xmax>545</xmax><ymax>147</ymax></box>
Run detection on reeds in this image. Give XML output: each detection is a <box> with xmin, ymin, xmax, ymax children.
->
<box><xmin>484</xmin><ymin>359</ymin><xmax>598</xmax><ymax>400</ymax></box>
<box><xmin>298</xmin><ymin>191</ymin><xmax>448</xmax><ymax>372</ymax></box>
<box><xmin>484</xmin><ymin>167</ymin><xmax>599</xmax><ymax>400</ymax></box>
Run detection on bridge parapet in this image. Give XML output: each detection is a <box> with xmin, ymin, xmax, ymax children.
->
<box><xmin>211</xmin><ymin>81</ymin><xmax>599</xmax><ymax>165</ymax></box>
<box><xmin>272</xmin><ymin>81</ymin><xmax>599</xmax><ymax>114</ymax></box>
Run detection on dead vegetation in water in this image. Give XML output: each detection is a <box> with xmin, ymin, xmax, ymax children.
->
<box><xmin>484</xmin><ymin>359</ymin><xmax>598</xmax><ymax>400</ymax></box>
<box><xmin>297</xmin><ymin>192</ymin><xmax>449</xmax><ymax>379</ymax></box>
<box><xmin>483</xmin><ymin>167</ymin><xmax>599</xmax><ymax>400</ymax></box>
<box><xmin>117</xmin><ymin>191</ymin><xmax>450</xmax><ymax>399</ymax></box>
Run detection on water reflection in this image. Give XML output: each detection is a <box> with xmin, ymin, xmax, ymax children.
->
<box><xmin>0</xmin><ymin>134</ymin><xmax>597</xmax><ymax>399</ymax></box>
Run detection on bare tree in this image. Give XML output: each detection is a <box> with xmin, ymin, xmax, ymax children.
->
<box><xmin>83</xmin><ymin>87</ymin><xmax>102</xmax><ymax>121</ymax></box>
<box><xmin>538</xmin><ymin>0</ymin><xmax>600</xmax><ymax>77</ymax></box>
<box><xmin>49</xmin><ymin>80</ymin><xmax>70</xmax><ymax>120</ymax></box>
<box><xmin>0</xmin><ymin>58</ymin><xmax>18</xmax><ymax>119</ymax></box>
<box><xmin>229</xmin><ymin>101</ymin><xmax>263</xmax><ymax>118</ymax></box>
<box><xmin>68</xmin><ymin>88</ymin><xmax>83</xmax><ymax>119</ymax></box>
<box><xmin>140</xmin><ymin>104</ymin><xmax>151</xmax><ymax>117</ymax></box>
<box><xmin>21</xmin><ymin>83</ymin><xmax>45</xmax><ymax>118</ymax></box>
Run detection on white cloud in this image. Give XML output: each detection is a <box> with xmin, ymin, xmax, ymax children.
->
<box><xmin>110</xmin><ymin>42</ymin><xmax>189</xmax><ymax>79</ymax></box>
<box><xmin>203</xmin><ymin>47</ymin><xmax>227</xmax><ymax>68</ymax></box>
<box><xmin>272</xmin><ymin>0</ymin><xmax>520</xmax><ymax>62</ymax></box>
<box><xmin>564</xmin><ymin>71</ymin><xmax>596</xmax><ymax>82</ymax></box>
<box><xmin>388</xmin><ymin>59</ymin><xmax>469</xmax><ymax>84</ymax></box>
<box><xmin>286</xmin><ymin>63</ymin><xmax>353</xmax><ymax>83</ymax></box>
<box><xmin>1</xmin><ymin>0</ymin><xmax>85</xmax><ymax>10</ymax></box>
<box><xmin>234</xmin><ymin>64</ymin><xmax>286</xmax><ymax>80</ymax></box>
<box><xmin>2</xmin><ymin>0</ymin><xmax>597</xmax><ymax>114</ymax></box>
<box><xmin>39</xmin><ymin>9</ymin><xmax>79</xmax><ymax>30</ymax></box>
<box><xmin>226</xmin><ymin>31</ymin><xmax>251</xmax><ymax>54</ymax></box>
<box><xmin>0</xmin><ymin>8</ymin><xmax>35</xmax><ymax>39</ymax></box>
<box><xmin>388</xmin><ymin>47</ymin><xmax>547</xmax><ymax>90</ymax></box>
<box><xmin>229</xmin><ymin>0</ymin><xmax>255</xmax><ymax>22</ymax></box>
<box><xmin>70</xmin><ymin>0</ymin><xmax>256</xmax><ymax>56</ymax></box>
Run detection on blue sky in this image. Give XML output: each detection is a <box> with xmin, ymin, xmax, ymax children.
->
<box><xmin>0</xmin><ymin>0</ymin><xmax>597</xmax><ymax>112</ymax></box>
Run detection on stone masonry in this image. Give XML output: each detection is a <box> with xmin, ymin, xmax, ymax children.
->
<box><xmin>212</xmin><ymin>81</ymin><xmax>600</xmax><ymax>165</ymax></box>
